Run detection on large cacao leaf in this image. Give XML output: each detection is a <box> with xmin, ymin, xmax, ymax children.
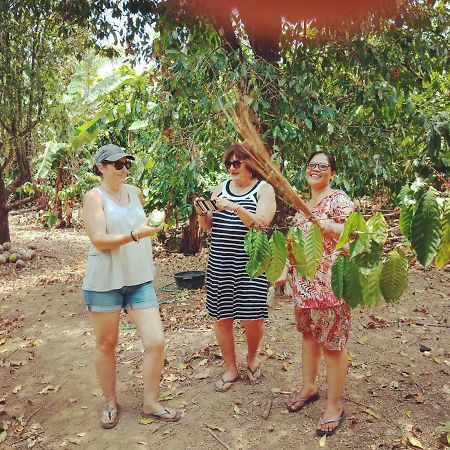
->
<box><xmin>336</xmin><ymin>212</ymin><xmax>368</xmax><ymax>250</ymax></box>
<box><xmin>266</xmin><ymin>230</ymin><xmax>287</xmax><ymax>284</ymax></box>
<box><xmin>287</xmin><ymin>228</ymin><xmax>307</xmax><ymax>278</ymax></box>
<box><xmin>354</xmin><ymin>240</ymin><xmax>382</xmax><ymax>273</ymax></box>
<box><xmin>367</xmin><ymin>212</ymin><xmax>388</xmax><ymax>245</ymax></box>
<box><xmin>305</xmin><ymin>224</ymin><xmax>323</xmax><ymax>280</ymax></box>
<box><xmin>411</xmin><ymin>189</ymin><xmax>442</xmax><ymax>266</ymax></box>
<box><xmin>331</xmin><ymin>256</ymin><xmax>345</xmax><ymax>300</ymax></box>
<box><xmin>435</xmin><ymin>199</ymin><xmax>450</xmax><ymax>269</ymax></box>
<box><xmin>399</xmin><ymin>205</ymin><xmax>414</xmax><ymax>243</ymax></box>
<box><xmin>342</xmin><ymin>258</ymin><xmax>364</xmax><ymax>308</ymax></box>
<box><xmin>380</xmin><ymin>248</ymin><xmax>409</xmax><ymax>302</ymax></box>
<box><xmin>360</xmin><ymin>264</ymin><xmax>382</xmax><ymax>307</ymax></box>
<box><xmin>245</xmin><ymin>229</ymin><xmax>270</xmax><ymax>279</ymax></box>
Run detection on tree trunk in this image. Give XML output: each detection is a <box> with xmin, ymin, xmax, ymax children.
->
<box><xmin>55</xmin><ymin>166</ymin><xmax>65</xmax><ymax>228</ymax></box>
<box><xmin>0</xmin><ymin>206</ymin><xmax>10</xmax><ymax>244</ymax></box>
<box><xmin>180</xmin><ymin>208</ymin><xmax>202</xmax><ymax>255</ymax></box>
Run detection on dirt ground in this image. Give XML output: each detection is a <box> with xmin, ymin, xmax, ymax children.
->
<box><xmin>0</xmin><ymin>216</ymin><xmax>449</xmax><ymax>450</ymax></box>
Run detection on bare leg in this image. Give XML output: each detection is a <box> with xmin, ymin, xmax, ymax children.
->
<box><xmin>241</xmin><ymin>319</ymin><xmax>264</xmax><ymax>375</ymax></box>
<box><xmin>286</xmin><ymin>333</ymin><xmax>321</xmax><ymax>410</ymax></box>
<box><xmin>89</xmin><ymin>311</ymin><xmax>121</xmax><ymax>425</ymax></box>
<box><xmin>316</xmin><ymin>347</ymin><xmax>348</xmax><ymax>433</ymax></box>
<box><xmin>127</xmin><ymin>307</ymin><xmax>179</xmax><ymax>419</ymax></box>
<box><xmin>214</xmin><ymin>319</ymin><xmax>239</xmax><ymax>390</ymax></box>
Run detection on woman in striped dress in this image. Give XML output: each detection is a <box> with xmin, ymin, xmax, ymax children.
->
<box><xmin>194</xmin><ymin>143</ymin><xmax>276</xmax><ymax>392</ymax></box>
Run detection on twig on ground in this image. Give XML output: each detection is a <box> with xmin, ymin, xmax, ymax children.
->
<box><xmin>25</xmin><ymin>408</ymin><xmax>41</xmax><ymax>424</ymax></box>
<box><xmin>207</xmin><ymin>427</ymin><xmax>232</xmax><ymax>450</ymax></box>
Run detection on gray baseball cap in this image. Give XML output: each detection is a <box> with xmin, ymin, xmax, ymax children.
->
<box><xmin>93</xmin><ymin>144</ymin><xmax>134</xmax><ymax>164</ymax></box>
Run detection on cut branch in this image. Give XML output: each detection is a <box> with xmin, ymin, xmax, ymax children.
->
<box><xmin>226</xmin><ymin>91</ymin><xmax>316</xmax><ymax>223</ymax></box>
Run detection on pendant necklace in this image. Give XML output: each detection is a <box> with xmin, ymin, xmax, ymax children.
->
<box><xmin>102</xmin><ymin>185</ymin><xmax>122</xmax><ymax>202</ymax></box>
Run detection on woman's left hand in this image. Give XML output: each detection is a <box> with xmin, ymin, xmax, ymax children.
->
<box><xmin>215</xmin><ymin>198</ymin><xmax>239</xmax><ymax>212</ymax></box>
<box><xmin>318</xmin><ymin>218</ymin><xmax>338</xmax><ymax>239</ymax></box>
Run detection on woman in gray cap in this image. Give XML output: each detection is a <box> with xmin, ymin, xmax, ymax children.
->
<box><xmin>82</xmin><ymin>144</ymin><xmax>181</xmax><ymax>428</ymax></box>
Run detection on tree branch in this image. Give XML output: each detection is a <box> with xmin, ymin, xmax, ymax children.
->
<box><xmin>6</xmin><ymin>192</ymin><xmax>38</xmax><ymax>213</ymax></box>
<box><xmin>0</xmin><ymin>118</ymin><xmax>13</xmax><ymax>135</ymax></box>
<box><xmin>0</xmin><ymin>148</ymin><xmax>14</xmax><ymax>174</ymax></box>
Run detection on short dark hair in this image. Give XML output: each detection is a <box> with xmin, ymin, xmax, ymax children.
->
<box><xmin>307</xmin><ymin>151</ymin><xmax>337</xmax><ymax>172</ymax></box>
<box><xmin>92</xmin><ymin>164</ymin><xmax>102</xmax><ymax>176</ymax></box>
<box><xmin>222</xmin><ymin>143</ymin><xmax>260</xmax><ymax>178</ymax></box>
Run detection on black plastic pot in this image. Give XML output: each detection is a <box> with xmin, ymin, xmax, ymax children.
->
<box><xmin>174</xmin><ymin>270</ymin><xmax>206</xmax><ymax>290</ymax></box>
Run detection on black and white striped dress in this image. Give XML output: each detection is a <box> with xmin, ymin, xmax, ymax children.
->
<box><xmin>206</xmin><ymin>179</ymin><xmax>269</xmax><ymax>320</ymax></box>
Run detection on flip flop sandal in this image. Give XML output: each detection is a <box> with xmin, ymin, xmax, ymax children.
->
<box><xmin>141</xmin><ymin>407</ymin><xmax>182</xmax><ymax>422</ymax></box>
<box><xmin>246</xmin><ymin>365</ymin><xmax>261</xmax><ymax>383</ymax></box>
<box><xmin>316</xmin><ymin>410</ymin><xmax>346</xmax><ymax>437</ymax></box>
<box><xmin>287</xmin><ymin>392</ymin><xmax>320</xmax><ymax>413</ymax></box>
<box><xmin>214</xmin><ymin>375</ymin><xmax>240</xmax><ymax>392</ymax></box>
<box><xmin>100</xmin><ymin>404</ymin><xmax>120</xmax><ymax>429</ymax></box>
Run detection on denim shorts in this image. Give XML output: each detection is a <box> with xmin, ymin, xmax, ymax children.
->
<box><xmin>83</xmin><ymin>281</ymin><xmax>159</xmax><ymax>312</ymax></box>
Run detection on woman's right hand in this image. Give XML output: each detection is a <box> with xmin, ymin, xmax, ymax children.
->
<box><xmin>194</xmin><ymin>197</ymin><xmax>206</xmax><ymax>216</ymax></box>
<box><xmin>135</xmin><ymin>222</ymin><xmax>164</xmax><ymax>239</ymax></box>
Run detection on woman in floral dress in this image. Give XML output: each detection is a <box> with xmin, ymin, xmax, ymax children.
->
<box><xmin>277</xmin><ymin>151</ymin><xmax>354</xmax><ymax>437</ymax></box>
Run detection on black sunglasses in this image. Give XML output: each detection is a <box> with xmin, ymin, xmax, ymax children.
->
<box><xmin>102</xmin><ymin>160</ymin><xmax>132</xmax><ymax>170</ymax></box>
<box><xmin>307</xmin><ymin>162</ymin><xmax>330</xmax><ymax>171</ymax></box>
<box><xmin>225</xmin><ymin>160</ymin><xmax>242</xmax><ymax>170</ymax></box>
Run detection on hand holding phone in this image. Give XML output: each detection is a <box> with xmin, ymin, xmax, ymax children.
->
<box><xmin>194</xmin><ymin>198</ymin><xmax>219</xmax><ymax>213</ymax></box>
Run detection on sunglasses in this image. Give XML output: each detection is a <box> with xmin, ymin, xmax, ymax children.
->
<box><xmin>225</xmin><ymin>160</ymin><xmax>242</xmax><ymax>170</ymax></box>
<box><xmin>307</xmin><ymin>162</ymin><xmax>330</xmax><ymax>172</ymax></box>
<box><xmin>103</xmin><ymin>160</ymin><xmax>132</xmax><ymax>170</ymax></box>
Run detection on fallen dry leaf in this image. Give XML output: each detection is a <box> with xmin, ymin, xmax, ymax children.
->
<box><xmin>138</xmin><ymin>418</ymin><xmax>155</xmax><ymax>425</ymax></box>
<box><xmin>319</xmin><ymin>434</ymin><xmax>327</xmax><ymax>447</ymax></box>
<box><xmin>407</xmin><ymin>435</ymin><xmax>425</xmax><ymax>449</ymax></box>
<box><xmin>206</xmin><ymin>423</ymin><xmax>225</xmax><ymax>432</ymax></box>
<box><xmin>262</xmin><ymin>399</ymin><xmax>272</xmax><ymax>419</ymax></box>
<box><xmin>13</xmin><ymin>385</ymin><xmax>22</xmax><ymax>394</ymax></box>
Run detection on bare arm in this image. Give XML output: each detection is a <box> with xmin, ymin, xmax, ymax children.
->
<box><xmin>215</xmin><ymin>182</ymin><xmax>277</xmax><ymax>229</ymax></box>
<box><xmin>82</xmin><ymin>189</ymin><xmax>162</xmax><ymax>251</ymax></box>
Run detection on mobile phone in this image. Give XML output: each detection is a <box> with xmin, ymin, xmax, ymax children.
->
<box><xmin>195</xmin><ymin>199</ymin><xmax>219</xmax><ymax>213</ymax></box>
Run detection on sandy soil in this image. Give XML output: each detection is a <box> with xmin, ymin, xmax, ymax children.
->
<box><xmin>0</xmin><ymin>217</ymin><xmax>449</xmax><ymax>450</ymax></box>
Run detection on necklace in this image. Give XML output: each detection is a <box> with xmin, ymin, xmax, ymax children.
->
<box><xmin>232</xmin><ymin>179</ymin><xmax>255</xmax><ymax>194</ymax></box>
<box><xmin>101</xmin><ymin>185</ymin><xmax>122</xmax><ymax>202</ymax></box>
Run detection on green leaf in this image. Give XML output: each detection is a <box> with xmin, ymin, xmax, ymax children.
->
<box><xmin>354</xmin><ymin>241</ymin><xmax>382</xmax><ymax>273</ymax></box>
<box><xmin>287</xmin><ymin>228</ymin><xmax>307</xmax><ymax>278</ymax></box>
<box><xmin>265</xmin><ymin>230</ymin><xmax>287</xmax><ymax>284</ymax></box>
<box><xmin>336</xmin><ymin>212</ymin><xmax>368</xmax><ymax>249</ymax></box>
<box><xmin>349</xmin><ymin>239</ymin><xmax>369</xmax><ymax>259</ymax></box>
<box><xmin>305</xmin><ymin>225</ymin><xmax>323</xmax><ymax>280</ymax></box>
<box><xmin>380</xmin><ymin>248</ymin><xmax>409</xmax><ymax>302</ymax></box>
<box><xmin>36</xmin><ymin>141</ymin><xmax>65</xmax><ymax>179</ymax></box>
<box><xmin>399</xmin><ymin>205</ymin><xmax>414</xmax><ymax>243</ymax></box>
<box><xmin>435</xmin><ymin>199</ymin><xmax>450</xmax><ymax>269</ymax></box>
<box><xmin>331</xmin><ymin>256</ymin><xmax>345</xmax><ymax>300</ymax></box>
<box><xmin>304</xmin><ymin>118</ymin><xmax>312</xmax><ymax>130</ymax></box>
<box><xmin>244</xmin><ymin>229</ymin><xmax>270</xmax><ymax>279</ymax></box>
<box><xmin>360</xmin><ymin>264</ymin><xmax>382</xmax><ymax>307</ymax></box>
<box><xmin>411</xmin><ymin>189</ymin><xmax>442</xmax><ymax>266</ymax></box>
<box><xmin>342</xmin><ymin>258</ymin><xmax>364</xmax><ymax>308</ymax></box>
<box><xmin>367</xmin><ymin>212</ymin><xmax>388</xmax><ymax>245</ymax></box>
<box><xmin>0</xmin><ymin>431</ymin><xmax>6</xmax><ymax>444</ymax></box>
<box><xmin>43</xmin><ymin>212</ymin><xmax>57</xmax><ymax>228</ymax></box>
<box><xmin>128</xmin><ymin>119</ymin><xmax>149</xmax><ymax>130</ymax></box>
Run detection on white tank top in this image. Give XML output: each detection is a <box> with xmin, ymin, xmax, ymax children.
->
<box><xmin>82</xmin><ymin>185</ymin><xmax>155</xmax><ymax>291</ymax></box>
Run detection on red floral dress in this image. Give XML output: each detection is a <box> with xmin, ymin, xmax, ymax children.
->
<box><xmin>290</xmin><ymin>190</ymin><xmax>354</xmax><ymax>309</ymax></box>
